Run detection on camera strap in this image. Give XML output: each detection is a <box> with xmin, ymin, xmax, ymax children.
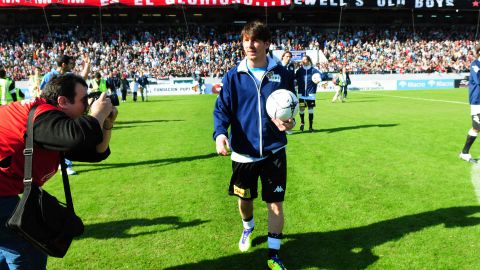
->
<box><xmin>24</xmin><ymin>105</ymin><xmax>75</xmax><ymax>212</ymax></box>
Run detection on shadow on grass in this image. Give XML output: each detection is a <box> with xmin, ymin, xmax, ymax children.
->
<box><xmin>109</xmin><ymin>119</ymin><xmax>185</xmax><ymax>130</ymax></box>
<box><xmin>129</xmin><ymin>99</ymin><xmax>175</xmax><ymax>103</ymax></box>
<box><xmin>134</xmin><ymin>97</ymin><xmax>195</xmax><ymax>103</ymax></box>
<box><xmin>165</xmin><ymin>206</ymin><xmax>480</xmax><ymax>270</ymax></box>
<box><xmin>340</xmin><ymin>100</ymin><xmax>380</xmax><ymax>103</ymax></box>
<box><xmin>115</xmin><ymin>119</ymin><xmax>184</xmax><ymax>125</ymax></box>
<box><xmin>74</xmin><ymin>153</ymin><xmax>218</xmax><ymax>173</ymax></box>
<box><xmin>82</xmin><ymin>216</ymin><xmax>209</xmax><ymax>239</ymax></box>
<box><xmin>290</xmin><ymin>123</ymin><xmax>398</xmax><ymax>135</ymax></box>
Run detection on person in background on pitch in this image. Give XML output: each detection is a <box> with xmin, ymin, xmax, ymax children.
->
<box><xmin>0</xmin><ymin>74</ymin><xmax>117</xmax><ymax>270</ymax></box>
<box><xmin>106</xmin><ymin>70</ymin><xmax>121</xmax><ymax>96</ymax></box>
<box><xmin>295</xmin><ymin>55</ymin><xmax>321</xmax><ymax>132</ymax></box>
<box><xmin>132</xmin><ymin>79</ymin><xmax>139</xmax><ymax>102</ymax></box>
<box><xmin>28</xmin><ymin>66</ymin><xmax>42</xmax><ymax>98</ymax></box>
<box><xmin>89</xmin><ymin>72</ymin><xmax>107</xmax><ymax>94</ymax></box>
<box><xmin>213</xmin><ymin>21</ymin><xmax>294</xmax><ymax>270</ymax></box>
<box><xmin>280</xmin><ymin>51</ymin><xmax>295</xmax><ymax>78</ymax></box>
<box><xmin>137</xmin><ymin>71</ymin><xmax>149</xmax><ymax>102</ymax></box>
<box><xmin>460</xmin><ymin>44</ymin><xmax>480</xmax><ymax>163</ymax></box>
<box><xmin>120</xmin><ymin>73</ymin><xmax>129</xmax><ymax>102</ymax></box>
<box><xmin>40</xmin><ymin>54</ymin><xmax>91</xmax><ymax>175</ymax></box>
<box><xmin>0</xmin><ymin>69</ymin><xmax>21</xmax><ymax>105</ymax></box>
<box><xmin>331</xmin><ymin>67</ymin><xmax>346</xmax><ymax>103</ymax></box>
<box><xmin>340</xmin><ymin>66</ymin><xmax>351</xmax><ymax>100</ymax></box>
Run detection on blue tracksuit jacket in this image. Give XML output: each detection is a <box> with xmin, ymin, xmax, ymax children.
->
<box><xmin>213</xmin><ymin>57</ymin><xmax>295</xmax><ymax>158</ymax></box>
<box><xmin>295</xmin><ymin>67</ymin><xmax>321</xmax><ymax>98</ymax></box>
<box><xmin>469</xmin><ymin>59</ymin><xmax>480</xmax><ymax>105</ymax></box>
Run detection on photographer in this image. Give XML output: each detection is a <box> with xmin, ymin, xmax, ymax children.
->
<box><xmin>40</xmin><ymin>54</ymin><xmax>91</xmax><ymax>175</ymax></box>
<box><xmin>0</xmin><ymin>74</ymin><xmax>117</xmax><ymax>269</ymax></box>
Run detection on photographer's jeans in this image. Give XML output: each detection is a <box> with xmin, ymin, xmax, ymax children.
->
<box><xmin>0</xmin><ymin>196</ymin><xmax>47</xmax><ymax>270</ymax></box>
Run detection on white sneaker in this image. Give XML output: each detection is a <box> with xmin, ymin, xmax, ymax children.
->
<box><xmin>459</xmin><ymin>153</ymin><xmax>477</xmax><ymax>163</ymax></box>
<box><xmin>66</xmin><ymin>167</ymin><xmax>77</xmax><ymax>175</ymax></box>
<box><xmin>238</xmin><ymin>228</ymin><xmax>253</xmax><ymax>252</ymax></box>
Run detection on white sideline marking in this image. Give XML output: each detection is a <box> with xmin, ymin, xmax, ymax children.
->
<box><xmin>471</xmin><ymin>165</ymin><xmax>480</xmax><ymax>204</ymax></box>
<box><xmin>354</xmin><ymin>91</ymin><xmax>467</xmax><ymax>105</ymax></box>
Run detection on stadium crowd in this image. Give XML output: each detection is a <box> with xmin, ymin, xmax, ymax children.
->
<box><xmin>0</xmin><ymin>24</ymin><xmax>476</xmax><ymax>80</ymax></box>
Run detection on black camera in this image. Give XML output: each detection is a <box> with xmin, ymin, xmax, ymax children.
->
<box><xmin>88</xmin><ymin>92</ymin><xmax>120</xmax><ymax>106</ymax></box>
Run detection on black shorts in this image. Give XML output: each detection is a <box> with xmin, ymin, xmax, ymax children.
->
<box><xmin>472</xmin><ymin>114</ymin><xmax>480</xmax><ymax>130</ymax></box>
<box><xmin>229</xmin><ymin>149</ymin><xmax>287</xmax><ymax>203</ymax></box>
<box><xmin>299</xmin><ymin>98</ymin><xmax>316</xmax><ymax>108</ymax></box>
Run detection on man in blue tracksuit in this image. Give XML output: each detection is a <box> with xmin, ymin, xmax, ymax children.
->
<box><xmin>295</xmin><ymin>55</ymin><xmax>321</xmax><ymax>132</ymax></box>
<box><xmin>460</xmin><ymin>45</ymin><xmax>480</xmax><ymax>163</ymax></box>
<box><xmin>137</xmin><ymin>71</ymin><xmax>149</xmax><ymax>102</ymax></box>
<box><xmin>213</xmin><ymin>21</ymin><xmax>294</xmax><ymax>270</ymax></box>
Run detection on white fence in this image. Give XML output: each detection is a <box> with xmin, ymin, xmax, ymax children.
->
<box><xmin>15</xmin><ymin>73</ymin><xmax>468</xmax><ymax>97</ymax></box>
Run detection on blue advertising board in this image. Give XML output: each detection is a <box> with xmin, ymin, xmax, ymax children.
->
<box><xmin>290</xmin><ymin>51</ymin><xmax>305</xmax><ymax>62</ymax></box>
<box><xmin>397</xmin><ymin>79</ymin><xmax>455</xmax><ymax>90</ymax></box>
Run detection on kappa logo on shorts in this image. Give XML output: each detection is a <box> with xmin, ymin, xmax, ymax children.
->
<box><xmin>234</xmin><ymin>185</ymin><xmax>251</xmax><ymax>198</ymax></box>
<box><xmin>474</xmin><ymin>115</ymin><xmax>480</xmax><ymax>124</ymax></box>
<box><xmin>273</xmin><ymin>186</ymin><xmax>284</xmax><ymax>193</ymax></box>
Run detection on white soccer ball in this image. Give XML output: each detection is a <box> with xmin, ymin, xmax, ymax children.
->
<box><xmin>311</xmin><ymin>73</ymin><xmax>322</xmax><ymax>84</ymax></box>
<box><xmin>266</xmin><ymin>89</ymin><xmax>299</xmax><ymax>121</ymax></box>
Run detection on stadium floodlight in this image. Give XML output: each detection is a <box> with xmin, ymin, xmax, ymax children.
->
<box><xmin>336</xmin><ymin>2</ymin><xmax>348</xmax><ymax>44</ymax></box>
<box><xmin>42</xmin><ymin>7</ymin><xmax>52</xmax><ymax>42</ymax></box>
<box><xmin>98</xmin><ymin>7</ymin><xmax>103</xmax><ymax>43</ymax></box>
<box><xmin>411</xmin><ymin>9</ymin><xmax>416</xmax><ymax>41</ymax></box>
<box><xmin>181</xmin><ymin>5</ymin><xmax>190</xmax><ymax>38</ymax></box>
<box><xmin>476</xmin><ymin>9</ymin><xmax>480</xmax><ymax>40</ymax></box>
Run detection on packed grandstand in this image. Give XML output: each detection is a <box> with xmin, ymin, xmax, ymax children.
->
<box><xmin>1</xmin><ymin>1</ymin><xmax>480</xmax><ymax>81</ymax></box>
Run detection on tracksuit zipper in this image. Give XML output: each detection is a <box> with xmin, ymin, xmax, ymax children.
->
<box><xmin>245</xmin><ymin>70</ymin><xmax>270</xmax><ymax>158</ymax></box>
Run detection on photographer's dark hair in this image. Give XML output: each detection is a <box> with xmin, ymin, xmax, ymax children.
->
<box><xmin>56</xmin><ymin>55</ymin><xmax>73</xmax><ymax>67</ymax></box>
<box><xmin>40</xmin><ymin>74</ymin><xmax>87</xmax><ymax>106</ymax></box>
<box><xmin>475</xmin><ymin>45</ymin><xmax>480</xmax><ymax>57</ymax></box>
<box><xmin>241</xmin><ymin>21</ymin><xmax>271</xmax><ymax>43</ymax></box>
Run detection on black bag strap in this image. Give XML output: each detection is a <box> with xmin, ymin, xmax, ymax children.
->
<box><xmin>59</xmin><ymin>157</ymin><xmax>75</xmax><ymax>211</ymax></box>
<box><xmin>24</xmin><ymin>105</ymin><xmax>75</xmax><ymax>212</ymax></box>
<box><xmin>23</xmin><ymin>106</ymin><xmax>37</xmax><ymax>185</ymax></box>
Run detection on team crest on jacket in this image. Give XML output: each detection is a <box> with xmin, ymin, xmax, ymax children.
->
<box><xmin>473</xmin><ymin>65</ymin><xmax>480</xmax><ymax>73</ymax></box>
<box><xmin>266</xmin><ymin>71</ymin><xmax>281</xmax><ymax>83</ymax></box>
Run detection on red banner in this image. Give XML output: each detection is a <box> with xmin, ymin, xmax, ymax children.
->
<box><xmin>0</xmin><ymin>0</ymin><xmax>291</xmax><ymax>7</ymax></box>
<box><xmin>2</xmin><ymin>0</ymin><xmax>475</xmax><ymax>9</ymax></box>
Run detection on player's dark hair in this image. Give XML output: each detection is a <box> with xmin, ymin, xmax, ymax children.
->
<box><xmin>475</xmin><ymin>45</ymin><xmax>480</xmax><ymax>57</ymax></box>
<box><xmin>0</xmin><ymin>69</ymin><xmax>5</xmax><ymax>78</ymax></box>
<box><xmin>282</xmin><ymin>51</ymin><xmax>292</xmax><ymax>59</ymax></box>
<box><xmin>40</xmin><ymin>74</ymin><xmax>87</xmax><ymax>106</ymax></box>
<box><xmin>303</xmin><ymin>55</ymin><xmax>313</xmax><ymax>65</ymax></box>
<box><xmin>241</xmin><ymin>21</ymin><xmax>271</xmax><ymax>43</ymax></box>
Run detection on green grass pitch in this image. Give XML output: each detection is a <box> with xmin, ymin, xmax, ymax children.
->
<box><xmin>44</xmin><ymin>89</ymin><xmax>480</xmax><ymax>269</ymax></box>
